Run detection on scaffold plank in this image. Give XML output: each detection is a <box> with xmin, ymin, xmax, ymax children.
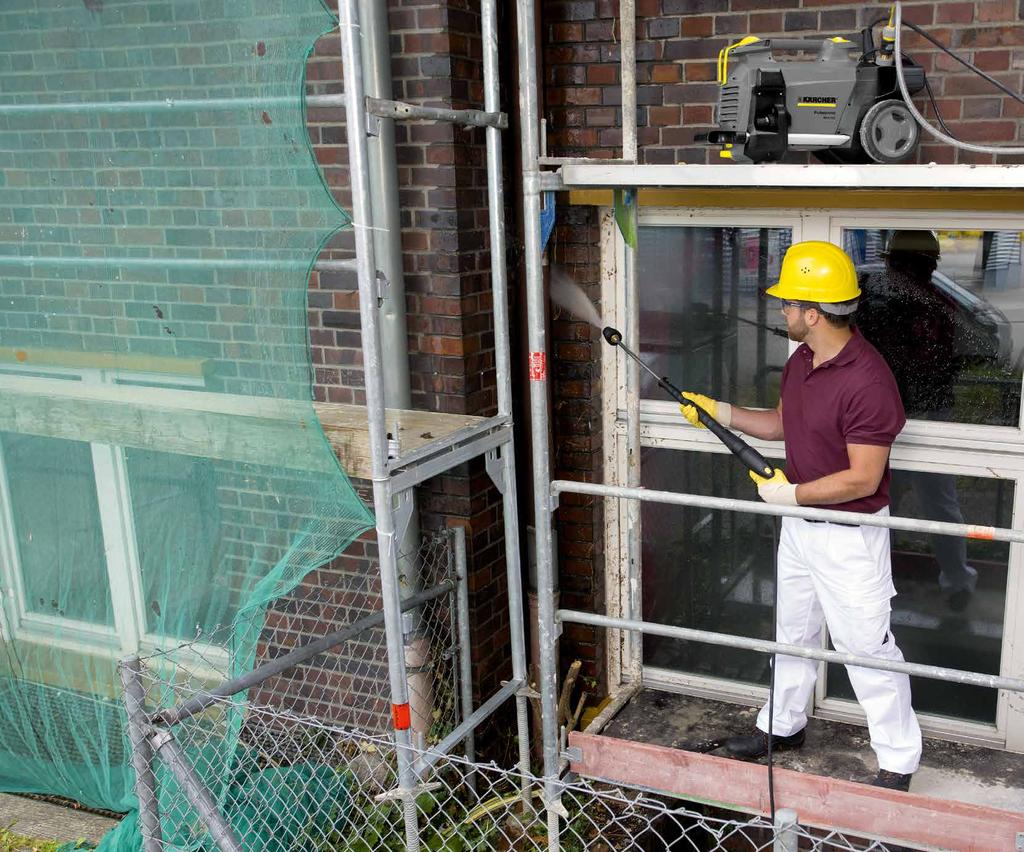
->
<box><xmin>0</xmin><ymin>370</ymin><xmax>486</xmax><ymax>481</ymax></box>
<box><xmin>569</xmin><ymin>730</ymin><xmax>1024</xmax><ymax>852</ymax></box>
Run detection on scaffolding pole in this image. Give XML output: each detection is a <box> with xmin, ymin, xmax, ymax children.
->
<box><xmin>482</xmin><ymin>0</ymin><xmax>535</xmax><ymax>815</ymax></box>
<box><xmin>515</xmin><ymin>0</ymin><xmax>564</xmax><ymax>847</ymax></box>
<box><xmin>337</xmin><ymin>3</ymin><xmax>422</xmax><ymax>849</ymax></box>
<box><xmin>332</xmin><ymin>0</ymin><xmax>532</xmax><ymax>845</ymax></box>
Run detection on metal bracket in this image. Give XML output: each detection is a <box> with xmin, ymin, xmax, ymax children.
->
<box><xmin>365</xmin><ymin>112</ymin><xmax>382</xmax><ymax>137</ymax></box>
<box><xmin>393</xmin><ymin>489</ymin><xmax>415</xmax><ymax>553</ymax></box>
<box><xmin>374</xmin><ymin>269</ymin><xmax>389</xmax><ymax>306</ymax></box>
<box><xmin>1016</xmin><ymin>832</ymin><xmax>1024</xmax><ymax>851</ymax></box>
<box><xmin>148</xmin><ymin>728</ymin><xmax>172</xmax><ymax>752</ymax></box>
<box><xmin>485</xmin><ymin>447</ymin><xmax>506</xmax><ymax>495</ymax></box>
<box><xmin>548</xmin><ymin>492</ymin><xmax>560</xmax><ymax>513</ymax></box>
<box><xmin>543</xmin><ymin>795</ymin><xmax>570</xmax><ymax>820</ymax></box>
<box><xmin>374</xmin><ymin>781</ymin><xmax>443</xmax><ymax>804</ymax></box>
<box><xmin>503</xmin><ymin>679</ymin><xmax>540</xmax><ymax>701</ymax></box>
<box><xmin>561</xmin><ymin>746</ymin><xmax>583</xmax><ymax>763</ymax></box>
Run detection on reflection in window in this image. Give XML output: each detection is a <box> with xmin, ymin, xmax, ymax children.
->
<box><xmin>126</xmin><ymin>449</ymin><xmax>221</xmax><ymax>642</ymax></box>
<box><xmin>827</xmin><ymin>471</ymin><xmax>1009</xmax><ymax>725</ymax></box>
<box><xmin>641</xmin><ymin>447</ymin><xmax>778</xmax><ymax>685</ymax></box>
<box><xmin>2</xmin><ymin>434</ymin><xmax>114</xmax><ymax>628</ymax></box>
<box><xmin>637</xmin><ymin>227</ymin><xmax>792</xmax><ymax>409</ymax></box>
<box><xmin>844</xmin><ymin>229</ymin><xmax>1021</xmax><ymax>427</ymax></box>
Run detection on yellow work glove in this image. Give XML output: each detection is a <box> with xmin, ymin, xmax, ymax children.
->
<box><xmin>679</xmin><ymin>392</ymin><xmax>732</xmax><ymax>428</ymax></box>
<box><xmin>750</xmin><ymin>469</ymin><xmax>798</xmax><ymax>506</ymax></box>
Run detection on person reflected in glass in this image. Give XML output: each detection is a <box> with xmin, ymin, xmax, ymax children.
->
<box><xmin>676</xmin><ymin>241</ymin><xmax>921</xmax><ymax>792</ymax></box>
<box><xmin>856</xmin><ymin>231</ymin><xmax>978</xmax><ymax>612</ymax></box>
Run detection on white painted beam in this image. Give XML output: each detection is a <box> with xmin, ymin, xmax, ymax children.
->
<box><xmin>557</xmin><ymin>162</ymin><xmax>1024</xmax><ymax>190</ymax></box>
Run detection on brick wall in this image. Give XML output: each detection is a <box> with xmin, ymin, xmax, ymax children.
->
<box><xmin>0</xmin><ymin>0</ymin><xmax>515</xmax><ymax>758</ymax></box>
<box><xmin>544</xmin><ymin>0</ymin><xmax>1024</xmax><ymax>166</ymax></box>
<box><xmin>549</xmin><ymin>207</ymin><xmax>608</xmax><ymax>698</ymax></box>
<box><xmin>542</xmin><ymin>0</ymin><xmax>1024</xmax><ymax>699</ymax></box>
<box><xmin>302</xmin><ymin>2</ymin><xmax>517</xmax><ymax>757</ymax></box>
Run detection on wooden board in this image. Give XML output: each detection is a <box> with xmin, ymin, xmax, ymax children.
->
<box><xmin>0</xmin><ymin>374</ymin><xmax>485</xmax><ymax>481</ymax></box>
<box><xmin>569</xmin><ymin>730</ymin><xmax>1024</xmax><ymax>852</ymax></box>
<box><xmin>314</xmin><ymin>402</ymin><xmax>485</xmax><ymax>480</ymax></box>
<box><xmin>0</xmin><ymin>347</ymin><xmax>210</xmax><ymax>377</ymax></box>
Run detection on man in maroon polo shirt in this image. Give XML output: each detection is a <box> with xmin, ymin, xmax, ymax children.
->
<box><xmin>679</xmin><ymin>241</ymin><xmax>922</xmax><ymax>792</ymax></box>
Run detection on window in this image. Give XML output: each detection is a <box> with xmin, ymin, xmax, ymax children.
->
<box><xmin>0</xmin><ymin>358</ymin><xmax>217</xmax><ymax>659</ymax></box>
<box><xmin>843</xmin><ymin>228</ymin><xmax>1022</xmax><ymax>427</ymax></box>
<box><xmin>637</xmin><ymin>225</ymin><xmax>791</xmax><ymax>409</ymax></box>
<box><xmin>606</xmin><ymin>207</ymin><xmax>1024</xmax><ymax>750</ymax></box>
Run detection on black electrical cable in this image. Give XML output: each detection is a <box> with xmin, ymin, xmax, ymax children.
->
<box><xmin>766</xmin><ymin>515</ymin><xmax>779</xmax><ymax>823</ymax></box>
<box><xmin>922</xmin><ymin>75</ymin><xmax>955</xmax><ymax>137</ymax></box>
<box><xmin>902</xmin><ymin>18</ymin><xmax>1024</xmax><ymax>107</ymax></box>
<box><xmin>864</xmin><ymin>15</ymin><xmax>1017</xmax><ymax>151</ymax></box>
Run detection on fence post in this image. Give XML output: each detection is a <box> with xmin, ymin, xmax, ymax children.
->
<box><xmin>452</xmin><ymin>526</ymin><xmax>478</xmax><ymax>793</ymax></box>
<box><xmin>773</xmin><ymin>808</ymin><xmax>799</xmax><ymax>852</ymax></box>
<box><xmin>119</xmin><ymin>656</ymin><xmax>163</xmax><ymax>852</ymax></box>
<box><xmin>150</xmin><ymin>729</ymin><xmax>243</xmax><ymax>852</ymax></box>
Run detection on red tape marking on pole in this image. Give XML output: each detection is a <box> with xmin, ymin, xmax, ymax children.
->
<box><xmin>966</xmin><ymin>525</ymin><xmax>995</xmax><ymax>540</ymax></box>
<box><xmin>528</xmin><ymin>351</ymin><xmax>547</xmax><ymax>381</ymax></box>
<box><xmin>392</xmin><ymin>702</ymin><xmax>411</xmax><ymax>730</ymax></box>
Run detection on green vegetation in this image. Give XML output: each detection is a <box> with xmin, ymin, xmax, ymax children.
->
<box><xmin>0</xmin><ymin>823</ymin><xmax>86</xmax><ymax>852</ymax></box>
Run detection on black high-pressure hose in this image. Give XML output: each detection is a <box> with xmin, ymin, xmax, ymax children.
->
<box><xmin>602</xmin><ymin>325</ymin><xmax>783</xmax><ymax>821</ymax></box>
<box><xmin>602</xmin><ymin>326</ymin><xmax>776</xmax><ymax>479</ymax></box>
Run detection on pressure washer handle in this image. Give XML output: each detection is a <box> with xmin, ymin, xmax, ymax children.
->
<box><xmin>694</xmin><ymin>404</ymin><xmax>777</xmax><ymax>479</ymax></box>
<box><xmin>658</xmin><ymin>375</ymin><xmax>776</xmax><ymax>479</ymax></box>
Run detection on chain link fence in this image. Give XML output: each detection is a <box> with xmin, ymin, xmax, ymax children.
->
<box><xmin>120</xmin><ymin>522</ymin><xmax>908</xmax><ymax>852</ymax></box>
<box><xmin>125</xmin><ymin>671</ymin><xmax>904</xmax><ymax>852</ymax></box>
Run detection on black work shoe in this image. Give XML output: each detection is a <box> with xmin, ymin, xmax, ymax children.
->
<box><xmin>948</xmin><ymin>588</ymin><xmax>972</xmax><ymax>613</ymax></box>
<box><xmin>724</xmin><ymin>727</ymin><xmax>805</xmax><ymax>759</ymax></box>
<box><xmin>872</xmin><ymin>769</ymin><xmax>913</xmax><ymax>792</ymax></box>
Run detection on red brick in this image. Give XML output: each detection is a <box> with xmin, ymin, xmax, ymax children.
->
<box><xmin>651</xmin><ymin>63</ymin><xmax>682</xmax><ymax>83</ymax></box>
<box><xmin>683</xmin><ymin>104</ymin><xmax>714</xmax><ymax>124</ymax></box>
<box><xmin>648</xmin><ymin>105</ymin><xmax>681</xmax><ymax>126</ymax></box>
<box><xmin>941</xmin><ymin>119</ymin><xmax>1018</xmax><ymax>141</ymax></box>
<box><xmin>978</xmin><ymin>0</ymin><xmax>1016</xmax><ymax>22</ymax></box>
<box><xmin>935</xmin><ymin>2</ymin><xmax>974</xmax><ymax>23</ymax></box>
<box><xmin>587</xmin><ymin>64</ymin><xmax>618</xmax><ymax>85</ymax></box>
<box><xmin>681</xmin><ymin>15</ymin><xmax>714</xmax><ymax>37</ymax></box>
<box><xmin>749</xmin><ymin>12</ymin><xmax>783</xmax><ymax>32</ymax></box>
<box><xmin>684</xmin><ymin>61</ymin><xmax>717</xmax><ymax>82</ymax></box>
<box><xmin>550</xmin><ymin>22</ymin><xmax>584</xmax><ymax>42</ymax></box>
<box><xmin>974</xmin><ymin>50</ymin><xmax>1012</xmax><ymax>72</ymax></box>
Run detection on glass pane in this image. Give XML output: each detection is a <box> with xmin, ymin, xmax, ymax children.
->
<box><xmin>844</xmin><ymin>229</ymin><xmax>1022</xmax><ymax>426</ymax></box>
<box><xmin>125</xmin><ymin>448</ymin><xmax>222</xmax><ymax>642</ymax></box>
<box><xmin>826</xmin><ymin>471</ymin><xmax>1010</xmax><ymax>724</ymax></box>
<box><xmin>637</xmin><ymin>226</ymin><xmax>792</xmax><ymax>409</ymax></box>
<box><xmin>642</xmin><ymin>446</ymin><xmax>779</xmax><ymax>684</ymax></box>
<box><xmin>1</xmin><ymin>434</ymin><xmax>113</xmax><ymax>627</ymax></box>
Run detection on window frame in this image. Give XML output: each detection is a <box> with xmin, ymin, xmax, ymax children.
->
<box><xmin>0</xmin><ymin>360</ymin><xmax>228</xmax><ymax>671</ymax></box>
<box><xmin>604</xmin><ymin>205</ymin><xmax>1024</xmax><ymax>752</ymax></box>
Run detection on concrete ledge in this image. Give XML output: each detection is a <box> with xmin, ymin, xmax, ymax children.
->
<box><xmin>0</xmin><ymin>794</ymin><xmax>119</xmax><ymax>846</ymax></box>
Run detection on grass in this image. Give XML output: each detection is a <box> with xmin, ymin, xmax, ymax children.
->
<box><xmin>0</xmin><ymin>823</ymin><xmax>90</xmax><ymax>852</ymax></box>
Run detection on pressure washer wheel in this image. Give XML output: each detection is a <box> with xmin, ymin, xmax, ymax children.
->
<box><xmin>859</xmin><ymin>99</ymin><xmax>920</xmax><ymax>164</ymax></box>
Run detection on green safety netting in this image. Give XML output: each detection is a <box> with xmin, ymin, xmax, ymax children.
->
<box><xmin>0</xmin><ymin>0</ymin><xmax>373</xmax><ymax>847</ymax></box>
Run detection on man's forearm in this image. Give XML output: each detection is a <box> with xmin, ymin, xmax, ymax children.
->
<box><xmin>795</xmin><ymin>469</ymin><xmax>878</xmax><ymax>505</ymax></box>
<box><xmin>729</xmin><ymin>406</ymin><xmax>784</xmax><ymax>441</ymax></box>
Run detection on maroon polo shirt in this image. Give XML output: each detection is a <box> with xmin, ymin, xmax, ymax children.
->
<box><xmin>780</xmin><ymin>329</ymin><xmax>906</xmax><ymax>514</ymax></box>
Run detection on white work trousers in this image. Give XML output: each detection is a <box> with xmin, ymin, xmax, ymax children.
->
<box><xmin>755</xmin><ymin>512</ymin><xmax>923</xmax><ymax>775</ymax></box>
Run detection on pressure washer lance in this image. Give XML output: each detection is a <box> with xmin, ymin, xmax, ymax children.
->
<box><xmin>602</xmin><ymin>326</ymin><xmax>776</xmax><ymax>479</ymax></box>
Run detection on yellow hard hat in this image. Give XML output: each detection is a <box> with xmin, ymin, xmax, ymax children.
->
<box><xmin>766</xmin><ymin>241</ymin><xmax>860</xmax><ymax>305</ymax></box>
